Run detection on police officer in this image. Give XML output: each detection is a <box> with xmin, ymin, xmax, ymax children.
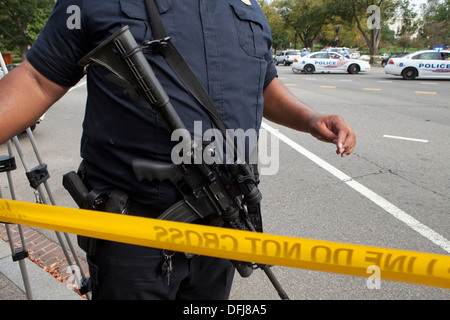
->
<box><xmin>0</xmin><ymin>0</ymin><xmax>355</xmax><ymax>299</ymax></box>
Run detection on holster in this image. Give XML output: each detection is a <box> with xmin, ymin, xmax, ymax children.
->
<box><xmin>63</xmin><ymin>163</ymin><xmax>129</xmax><ymax>256</ymax></box>
<box><xmin>77</xmin><ymin>189</ymin><xmax>129</xmax><ymax>255</ymax></box>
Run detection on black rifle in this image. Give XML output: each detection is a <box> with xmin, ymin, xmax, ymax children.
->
<box><xmin>78</xmin><ymin>26</ymin><xmax>289</xmax><ymax>300</ymax></box>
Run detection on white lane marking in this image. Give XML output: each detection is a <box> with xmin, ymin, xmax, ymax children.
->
<box><xmin>383</xmin><ymin>135</ymin><xmax>428</xmax><ymax>143</ymax></box>
<box><xmin>262</xmin><ymin>122</ymin><xmax>450</xmax><ymax>253</ymax></box>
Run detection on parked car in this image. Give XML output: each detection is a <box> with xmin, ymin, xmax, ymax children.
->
<box><xmin>274</xmin><ymin>51</ymin><xmax>285</xmax><ymax>65</ymax></box>
<box><xmin>292</xmin><ymin>51</ymin><xmax>371</xmax><ymax>74</ymax></box>
<box><xmin>384</xmin><ymin>49</ymin><xmax>450</xmax><ymax>80</ymax></box>
<box><xmin>381</xmin><ymin>52</ymin><xmax>410</xmax><ymax>67</ymax></box>
<box><xmin>275</xmin><ymin>50</ymin><xmax>301</xmax><ymax>66</ymax></box>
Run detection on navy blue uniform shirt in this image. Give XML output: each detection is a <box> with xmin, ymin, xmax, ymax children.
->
<box><xmin>27</xmin><ymin>0</ymin><xmax>277</xmax><ymax>210</ymax></box>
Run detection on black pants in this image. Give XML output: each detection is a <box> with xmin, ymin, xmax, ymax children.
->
<box><xmin>87</xmin><ymin>240</ymin><xmax>235</xmax><ymax>300</ymax></box>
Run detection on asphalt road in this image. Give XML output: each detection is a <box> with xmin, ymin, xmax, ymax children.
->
<box><xmin>231</xmin><ymin>66</ymin><xmax>450</xmax><ymax>299</ymax></box>
<box><xmin>1</xmin><ymin>66</ymin><xmax>449</xmax><ymax>300</ymax></box>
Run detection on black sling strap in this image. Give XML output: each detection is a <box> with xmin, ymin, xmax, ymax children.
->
<box><xmin>144</xmin><ymin>0</ymin><xmax>263</xmax><ymax>233</ymax></box>
<box><xmin>144</xmin><ymin>0</ymin><xmax>228</xmax><ymax>137</ymax></box>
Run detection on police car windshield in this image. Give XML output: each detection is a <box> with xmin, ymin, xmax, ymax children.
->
<box><xmin>311</xmin><ymin>53</ymin><xmax>329</xmax><ymax>59</ymax></box>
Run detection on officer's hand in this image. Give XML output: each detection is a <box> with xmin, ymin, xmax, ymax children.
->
<box><xmin>308</xmin><ymin>114</ymin><xmax>356</xmax><ymax>157</ymax></box>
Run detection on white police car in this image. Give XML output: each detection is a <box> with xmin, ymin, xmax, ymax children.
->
<box><xmin>384</xmin><ymin>49</ymin><xmax>450</xmax><ymax>80</ymax></box>
<box><xmin>292</xmin><ymin>52</ymin><xmax>370</xmax><ymax>74</ymax></box>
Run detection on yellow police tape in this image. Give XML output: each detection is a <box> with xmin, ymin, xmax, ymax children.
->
<box><xmin>0</xmin><ymin>199</ymin><xmax>449</xmax><ymax>289</ymax></box>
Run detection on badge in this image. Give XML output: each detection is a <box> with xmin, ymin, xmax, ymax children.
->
<box><xmin>241</xmin><ymin>0</ymin><xmax>252</xmax><ymax>5</ymax></box>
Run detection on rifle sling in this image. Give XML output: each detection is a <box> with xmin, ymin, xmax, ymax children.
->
<box><xmin>144</xmin><ymin>0</ymin><xmax>228</xmax><ymax>137</ymax></box>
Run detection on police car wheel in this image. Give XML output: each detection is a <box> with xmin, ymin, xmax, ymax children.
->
<box><xmin>348</xmin><ymin>64</ymin><xmax>360</xmax><ymax>74</ymax></box>
<box><xmin>402</xmin><ymin>68</ymin><xmax>417</xmax><ymax>80</ymax></box>
<box><xmin>304</xmin><ymin>65</ymin><xmax>315</xmax><ymax>74</ymax></box>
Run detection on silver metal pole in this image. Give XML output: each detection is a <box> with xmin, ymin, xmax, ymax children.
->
<box><xmin>0</xmin><ymin>51</ymin><xmax>90</xmax><ymax>299</ymax></box>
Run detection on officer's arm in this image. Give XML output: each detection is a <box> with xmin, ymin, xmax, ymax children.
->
<box><xmin>263</xmin><ymin>77</ymin><xmax>355</xmax><ymax>157</ymax></box>
<box><xmin>0</xmin><ymin>60</ymin><xmax>69</xmax><ymax>143</ymax></box>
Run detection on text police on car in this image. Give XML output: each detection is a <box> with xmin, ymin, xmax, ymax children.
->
<box><xmin>384</xmin><ymin>48</ymin><xmax>450</xmax><ymax>80</ymax></box>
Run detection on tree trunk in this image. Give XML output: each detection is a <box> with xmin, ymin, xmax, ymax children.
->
<box><xmin>351</xmin><ymin>0</ymin><xmax>382</xmax><ymax>65</ymax></box>
<box><xmin>20</xmin><ymin>44</ymin><xmax>28</xmax><ymax>62</ymax></box>
<box><xmin>369</xmin><ymin>28</ymin><xmax>381</xmax><ymax>65</ymax></box>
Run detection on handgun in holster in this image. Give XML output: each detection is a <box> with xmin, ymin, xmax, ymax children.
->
<box><xmin>62</xmin><ymin>165</ymin><xmax>129</xmax><ymax>255</ymax></box>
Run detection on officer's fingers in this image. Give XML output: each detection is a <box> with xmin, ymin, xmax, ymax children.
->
<box><xmin>336</xmin><ymin>128</ymin><xmax>356</xmax><ymax>157</ymax></box>
<box><xmin>310</xmin><ymin>115</ymin><xmax>356</xmax><ymax>157</ymax></box>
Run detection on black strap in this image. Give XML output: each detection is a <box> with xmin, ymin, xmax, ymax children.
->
<box><xmin>144</xmin><ymin>0</ymin><xmax>228</xmax><ymax>137</ymax></box>
<box><xmin>144</xmin><ymin>0</ymin><xmax>263</xmax><ymax>233</ymax></box>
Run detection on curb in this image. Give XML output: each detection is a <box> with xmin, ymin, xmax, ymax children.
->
<box><xmin>0</xmin><ymin>224</ymin><xmax>86</xmax><ymax>300</ymax></box>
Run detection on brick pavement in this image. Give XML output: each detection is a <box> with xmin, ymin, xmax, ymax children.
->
<box><xmin>0</xmin><ymin>223</ymin><xmax>89</xmax><ymax>297</ymax></box>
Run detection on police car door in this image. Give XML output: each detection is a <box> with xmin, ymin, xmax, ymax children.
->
<box><xmin>330</xmin><ymin>53</ymin><xmax>348</xmax><ymax>72</ymax></box>
<box><xmin>439</xmin><ymin>51</ymin><xmax>450</xmax><ymax>77</ymax></box>
<box><xmin>312</xmin><ymin>52</ymin><xmax>331</xmax><ymax>72</ymax></box>
<box><xmin>412</xmin><ymin>51</ymin><xmax>442</xmax><ymax>77</ymax></box>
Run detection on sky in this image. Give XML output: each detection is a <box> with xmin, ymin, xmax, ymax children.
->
<box><xmin>411</xmin><ymin>0</ymin><xmax>428</xmax><ymax>5</ymax></box>
<box><xmin>411</xmin><ymin>0</ymin><xmax>428</xmax><ymax>10</ymax></box>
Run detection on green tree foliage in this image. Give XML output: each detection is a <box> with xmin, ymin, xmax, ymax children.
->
<box><xmin>258</xmin><ymin>0</ymin><xmax>291</xmax><ymax>51</ymax></box>
<box><xmin>418</xmin><ymin>0</ymin><xmax>449</xmax><ymax>48</ymax></box>
<box><xmin>0</xmin><ymin>0</ymin><xmax>54</xmax><ymax>60</ymax></box>
<box><xmin>395</xmin><ymin>0</ymin><xmax>418</xmax><ymax>36</ymax></box>
<box><xmin>263</xmin><ymin>0</ymin><xmax>423</xmax><ymax>62</ymax></box>
<box><xmin>273</xmin><ymin>0</ymin><xmax>334</xmax><ymax>50</ymax></box>
<box><xmin>332</xmin><ymin>0</ymin><xmax>408</xmax><ymax>63</ymax></box>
